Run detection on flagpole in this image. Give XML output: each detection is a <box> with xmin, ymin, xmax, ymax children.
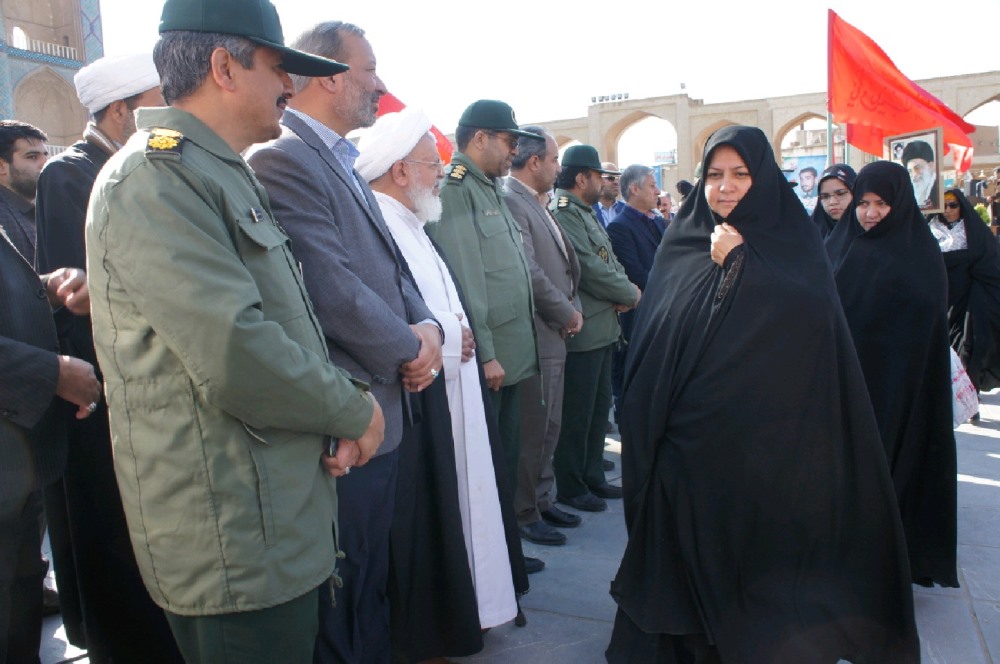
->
<box><xmin>826</xmin><ymin>112</ymin><xmax>834</xmax><ymax>168</ymax></box>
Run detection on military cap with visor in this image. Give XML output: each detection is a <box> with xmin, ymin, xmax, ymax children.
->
<box><xmin>457</xmin><ymin>100</ymin><xmax>543</xmax><ymax>139</ymax></box>
<box><xmin>561</xmin><ymin>145</ymin><xmax>620</xmax><ymax>175</ymax></box>
<box><xmin>159</xmin><ymin>0</ymin><xmax>349</xmax><ymax>77</ymax></box>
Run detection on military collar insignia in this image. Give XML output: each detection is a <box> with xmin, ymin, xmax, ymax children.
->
<box><xmin>449</xmin><ymin>164</ymin><xmax>468</xmax><ymax>182</ymax></box>
<box><xmin>556</xmin><ymin>196</ymin><xmax>570</xmax><ymax>210</ymax></box>
<box><xmin>598</xmin><ymin>246</ymin><xmax>610</xmax><ymax>263</ymax></box>
<box><xmin>146</xmin><ymin>127</ymin><xmax>185</xmax><ymax>156</ymax></box>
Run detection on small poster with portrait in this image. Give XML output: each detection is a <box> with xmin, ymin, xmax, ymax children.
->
<box><xmin>781</xmin><ymin>155</ymin><xmax>827</xmax><ymax>214</ymax></box>
<box><xmin>885</xmin><ymin>128</ymin><xmax>943</xmax><ymax>215</ymax></box>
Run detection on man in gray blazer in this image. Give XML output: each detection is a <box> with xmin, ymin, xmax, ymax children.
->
<box><xmin>505</xmin><ymin>128</ymin><xmax>584</xmax><ymax>557</ymax></box>
<box><xmin>246</xmin><ymin>21</ymin><xmax>441</xmax><ymax>664</ymax></box>
<box><xmin>0</xmin><ymin>226</ymin><xmax>100</xmax><ymax>662</ymax></box>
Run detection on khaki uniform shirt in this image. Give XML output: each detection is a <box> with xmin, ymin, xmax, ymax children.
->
<box><xmin>551</xmin><ymin>189</ymin><xmax>639</xmax><ymax>353</ymax></box>
<box><xmin>86</xmin><ymin>107</ymin><xmax>373</xmax><ymax>615</ymax></box>
<box><xmin>428</xmin><ymin>152</ymin><xmax>538</xmax><ymax>386</ymax></box>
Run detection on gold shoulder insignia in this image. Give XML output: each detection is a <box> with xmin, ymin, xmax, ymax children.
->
<box><xmin>598</xmin><ymin>246</ymin><xmax>610</xmax><ymax>263</ymax></box>
<box><xmin>448</xmin><ymin>164</ymin><xmax>468</xmax><ymax>182</ymax></box>
<box><xmin>146</xmin><ymin>128</ymin><xmax>185</xmax><ymax>156</ymax></box>
<box><xmin>556</xmin><ymin>196</ymin><xmax>570</xmax><ymax>210</ymax></box>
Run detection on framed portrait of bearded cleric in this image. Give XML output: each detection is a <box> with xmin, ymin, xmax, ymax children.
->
<box><xmin>885</xmin><ymin>127</ymin><xmax>943</xmax><ymax>215</ymax></box>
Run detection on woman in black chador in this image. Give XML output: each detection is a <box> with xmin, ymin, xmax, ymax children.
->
<box><xmin>826</xmin><ymin>161</ymin><xmax>958</xmax><ymax>588</ymax></box>
<box><xmin>607</xmin><ymin>126</ymin><xmax>919</xmax><ymax>664</ymax></box>
<box><xmin>927</xmin><ymin>187</ymin><xmax>1000</xmax><ymax>399</ymax></box>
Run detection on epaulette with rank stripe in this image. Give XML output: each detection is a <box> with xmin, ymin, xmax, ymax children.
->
<box><xmin>556</xmin><ymin>196</ymin><xmax>570</xmax><ymax>210</ymax></box>
<box><xmin>448</xmin><ymin>164</ymin><xmax>468</xmax><ymax>182</ymax></box>
<box><xmin>145</xmin><ymin>128</ymin><xmax>185</xmax><ymax>157</ymax></box>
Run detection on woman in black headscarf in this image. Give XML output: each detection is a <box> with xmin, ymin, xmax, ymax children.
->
<box><xmin>826</xmin><ymin>161</ymin><xmax>958</xmax><ymax>589</ymax></box>
<box><xmin>607</xmin><ymin>126</ymin><xmax>918</xmax><ymax>663</ymax></box>
<box><xmin>927</xmin><ymin>187</ymin><xmax>1000</xmax><ymax>400</ymax></box>
<box><xmin>811</xmin><ymin>163</ymin><xmax>857</xmax><ymax>239</ymax></box>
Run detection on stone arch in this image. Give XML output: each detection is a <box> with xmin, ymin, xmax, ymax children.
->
<box><xmin>13</xmin><ymin>67</ymin><xmax>87</xmax><ymax>146</ymax></box>
<box><xmin>775</xmin><ymin>112</ymin><xmax>826</xmax><ymax>151</ymax></box>
<box><xmin>693</xmin><ymin>120</ymin><xmax>738</xmax><ymax>170</ymax></box>
<box><xmin>599</xmin><ymin>109</ymin><xmax>678</xmax><ymax>165</ymax></box>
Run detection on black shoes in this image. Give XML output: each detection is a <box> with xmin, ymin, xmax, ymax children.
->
<box><xmin>41</xmin><ymin>587</ymin><xmax>60</xmax><ymax>617</ymax></box>
<box><xmin>557</xmin><ymin>492</ymin><xmax>607</xmax><ymax>512</ymax></box>
<box><xmin>519</xmin><ymin>520</ymin><xmax>567</xmax><ymax>546</ymax></box>
<box><xmin>590</xmin><ymin>482</ymin><xmax>623</xmax><ymax>500</ymax></box>
<box><xmin>524</xmin><ymin>556</ymin><xmax>545</xmax><ymax>574</ymax></box>
<box><xmin>541</xmin><ymin>506</ymin><xmax>582</xmax><ymax>528</ymax></box>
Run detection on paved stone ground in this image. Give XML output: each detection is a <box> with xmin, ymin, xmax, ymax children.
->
<box><xmin>42</xmin><ymin>393</ymin><xmax>1000</xmax><ymax>663</ymax></box>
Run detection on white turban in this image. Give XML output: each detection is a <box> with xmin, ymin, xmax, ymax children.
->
<box><xmin>356</xmin><ymin>107</ymin><xmax>433</xmax><ymax>183</ymax></box>
<box><xmin>74</xmin><ymin>53</ymin><xmax>159</xmax><ymax>114</ymax></box>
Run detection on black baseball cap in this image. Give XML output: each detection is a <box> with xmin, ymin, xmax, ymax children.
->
<box><xmin>457</xmin><ymin>100</ymin><xmax>543</xmax><ymax>139</ymax></box>
<box><xmin>159</xmin><ymin>0</ymin><xmax>349</xmax><ymax>77</ymax></box>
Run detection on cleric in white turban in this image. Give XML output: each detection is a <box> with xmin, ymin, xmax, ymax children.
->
<box><xmin>74</xmin><ymin>53</ymin><xmax>160</xmax><ymax>115</ymax></box>
<box><xmin>358</xmin><ymin>108</ymin><xmax>520</xmax><ymax>635</ymax></box>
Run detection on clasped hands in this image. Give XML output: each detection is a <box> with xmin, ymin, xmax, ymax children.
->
<box><xmin>400</xmin><ymin>322</ymin><xmax>443</xmax><ymax>392</ymax></box>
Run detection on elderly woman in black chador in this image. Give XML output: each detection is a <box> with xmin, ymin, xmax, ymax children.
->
<box><xmin>927</xmin><ymin>187</ymin><xmax>1000</xmax><ymax>405</ymax></box>
<box><xmin>826</xmin><ymin>160</ymin><xmax>959</xmax><ymax>590</ymax></box>
<box><xmin>606</xmin><ymin>126</ymin><xmax>919</xmax><ymax>663</ymax></box>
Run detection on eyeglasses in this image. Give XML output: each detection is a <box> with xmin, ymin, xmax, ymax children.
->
<box><xmin>403</xmin><ymin>159</ymin><xmax>444</xmax><ymax>170</ymax></box>
<box><xmin>944</xmin><ymin>202</ymin><xmax>960</xmax><ymax>209</ymax></box>
<box><xmin>818</xmin><ymin>189</ymin><xmax>851</xmax><ymax>202</ymax></box>
<box><xmin>486</xmin><ymin>131</ymin><xmax>518</xmax><ymax>149</ymax></box>
<box><xmin>602</xmin><ymin>175</ymin><xmax>618</xmax><ymax>182</ymax></box>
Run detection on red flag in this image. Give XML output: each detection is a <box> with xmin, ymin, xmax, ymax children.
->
<box><xmin>828</xmin><ymin>10</ymin><xmax>974</xmax><ymax>158</ymax></box>
<box><xmin>377</xmin><ymin>92</ymin><xmax>454</xmax><ymax>164</ymax></box>
<box><xmin>949</xmin><ymin>144</ymin><xmax>974</xmax><ymax>173</ymax></box>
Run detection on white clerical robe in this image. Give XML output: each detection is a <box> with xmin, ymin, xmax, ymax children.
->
<box><xmin>375</xmin><ymin>191</ymin><xmax>516</xmax><ymax>628</ymax></box>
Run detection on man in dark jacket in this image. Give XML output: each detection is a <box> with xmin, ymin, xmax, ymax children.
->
<box><xmin>607</xmin><ymin>165</ymin><xmax>664</xmax><ymax>422</ymax></box>
<box><xmin>33</xmin><ymin>53</ymin><xmax>179</xmax><ymax>663</ymax></box>
<box><xmin>1</xmin><ymin>208</ymin><xmax>100</xmax><ymax>662</ymax></box>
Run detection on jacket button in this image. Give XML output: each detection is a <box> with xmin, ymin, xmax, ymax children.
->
<box><xmin>37</xmin><ymin>287</ymin><xmax>48</xmax><ymax>299</ymax></box>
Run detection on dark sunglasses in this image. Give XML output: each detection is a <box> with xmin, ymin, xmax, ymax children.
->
<box><xmin>602</xmin><ymin>175</ymin><xmax>617</xmax><ymax>182</ymax></box>
<box><xmin>944</xmin><ymin>202</ymin><xmax>960</xmax><ymax>209</ymax></box>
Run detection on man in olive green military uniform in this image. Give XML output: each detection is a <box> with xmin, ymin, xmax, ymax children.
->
<box><xmin>426</xmin><ymin>100</ymin><xmax>541</xmax><ymax>550</ymax></box>
<box><xmin>84</xmin><ymin>0</ymin><xmax>385</xmax><ymax>661</ymax></box>
<box><xmin>550</xmin><ymin>145</ymin><xmax>640</xmax><ymax>513</ymax></box>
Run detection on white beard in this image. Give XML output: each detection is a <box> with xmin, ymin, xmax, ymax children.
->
<box><xmin>409</xmin><ymin>182</ymin><xmax>443</xmax><ymax>223</ymax></box>
<box><xmin>912</xmin><ymin>168</ymin><xmax>935</xmax><ymax>205</ymax></box>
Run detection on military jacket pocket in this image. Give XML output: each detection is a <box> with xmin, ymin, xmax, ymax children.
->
<box><xmin>237</xmin><ymin>216</ymin><xmax>289</xmax><ymax>250</ymax></box>
<box><xmin>478</xmin><ymin>214</ymin><xmax>517</xmax><ymax>272</ymax></box>
<box><xmin>234</xmin><ymin>217</ymin><xmax>310</xmax><ymax>327</ymax></box>
<box><xmin>487</xmin><ymin>297</ymin><xmax>519</xmax><ymax>329</ymax></box>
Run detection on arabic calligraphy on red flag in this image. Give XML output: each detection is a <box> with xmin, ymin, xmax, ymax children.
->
<box><xmin>828</xmin><ymin>9</ymin><xmax>974</xmax><ymax>166</ymax></box>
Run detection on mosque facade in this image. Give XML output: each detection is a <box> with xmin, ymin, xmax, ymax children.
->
<box><xmin>1</xmin><ymin>0</ymin><xmax>102</xmax><ymax>148</ymax></box>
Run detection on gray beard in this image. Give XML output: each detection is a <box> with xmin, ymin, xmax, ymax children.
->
<box><xmin>913</xmin><ymin>171</ymin><xmax>935</xmax><ymax>204</ymax></box>
<box><xmin>409</xmin><ymin>184</ymin><xmax>442</xmax><ymax>223</ymax></box>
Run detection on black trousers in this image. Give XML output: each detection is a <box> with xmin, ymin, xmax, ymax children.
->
<box><xmin>0</xmin><ymin>490</ymin><xmax>45</xmax><ymax>664</ymax></box>
<box><xmin>315</xmin><ymin>448</ymin><xmax>400</xmax><ymax>664</ymax></box>
<box><xmin>554</xmin><ymin>345</ymin><xmax>613</xmax><ymax>498</ymax></box>
<box><xmin>489</xmin><ymin>382</ymin><xmax>523</xmax><ymax>496</ymax></box>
